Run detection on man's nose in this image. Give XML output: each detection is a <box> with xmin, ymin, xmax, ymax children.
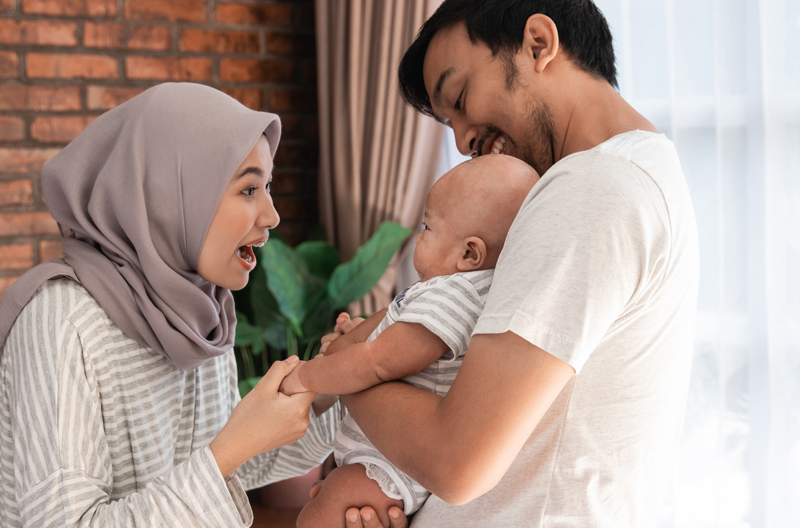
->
<box><xmin>453</xmin><ymin>122</ymin><xmax>478</xmax><ymax>156</ymax></box>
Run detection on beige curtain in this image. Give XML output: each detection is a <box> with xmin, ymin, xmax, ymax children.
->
<box><xmin>315</xmin><ymin>0</ymin><xmax>444</xmax><ymax>314</ymax></box>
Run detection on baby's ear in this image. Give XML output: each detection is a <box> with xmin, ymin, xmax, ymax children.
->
<box><xmin>457</xmin><ymin>236</ymin><xmax>487</xmax><ymax>272</ymax></box>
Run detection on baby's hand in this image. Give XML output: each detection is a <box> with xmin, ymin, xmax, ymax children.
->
<box><xmin>279</xmin><ymin>361</ymin><xmax>308</xmax><ymax>395</ymax></box>
<box><xmin>319</xmin><ymin>313</ymin><xmax>365</xmax><ymax>356</ymax></box>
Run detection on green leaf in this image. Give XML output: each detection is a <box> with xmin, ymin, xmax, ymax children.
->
<box><xmin>259</xmin><ymin>238</ymin><xmax>327</xmax><ymax>337</ymax></box>
<box><xmin>327</xmin><ymin>221</ymin><xmax>411</xmax><ymax>309</ymax></box>
<box><xmin>238</xmin><ymin>376</ymin><xmax>261</xmax><ymax>397</ymax></box>
<box><xmin>249</xmin><ymin>264</ymin><xmax>288</xmax><ymax>350</ymax></box>
<box><xmin>234</xmin><ymin>312</ymin><xmax>264</xmax><ymax>356</ymax></box>
<box><xmin>296</xmin><ymin>241</ymin><xmax>340</xmax><ymax>279</ymax></box>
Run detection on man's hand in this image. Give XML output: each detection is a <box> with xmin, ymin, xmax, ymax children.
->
<box><xmin>319</xmin><ymin>313</ymin><xmax>365</xmax><ymax>356</ymax></box>
<box><xmin>308</xmin><ymin>481</ymin><xmax>409</xmax><ymax>528</ymax></box>
<box><xmin>279</xmin><ymin>361</ymin><xmax>308</xmax><ymax>395</ymax></box>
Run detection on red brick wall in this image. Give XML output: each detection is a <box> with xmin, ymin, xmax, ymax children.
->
<box><xmin>0</xmin><ymin>0</ymin><xmax>318</xmax><ymax>298</ymax></box>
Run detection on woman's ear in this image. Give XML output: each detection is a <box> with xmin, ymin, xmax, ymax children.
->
<box><xmin>522</xmin><ymin>13</ymin><xmax>559</xmax><ymax>73</ymax></box>
<box><xmin>456</xmin><ymin>236</ymin><xmax>487</xmax><ymax>272</ymax></box>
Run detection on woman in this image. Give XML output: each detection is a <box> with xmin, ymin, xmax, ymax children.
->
<box><xmin>0</xmin><ymin>83</ymin><xmax>405</xmax><ymax>527</ymax></box>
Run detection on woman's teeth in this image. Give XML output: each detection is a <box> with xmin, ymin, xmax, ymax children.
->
<box><xmin>491</xmin><ymin>135</ymin><xmax>507</xmax><ymax>154</ymax></box>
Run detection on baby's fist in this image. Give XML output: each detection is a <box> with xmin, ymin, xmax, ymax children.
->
<box><xmin>279</xmin><ymin>362</ymin><xmax>308</xmax><ymax>395</ymax></box>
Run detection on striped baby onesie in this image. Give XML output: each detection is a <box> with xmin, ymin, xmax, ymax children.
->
<box><xmin>0</xmin><ymin>278</ymin><xmax>343</xmax><ymax>527</ymax></box>
<box><xmin>334</xmin><ymin>270</ymin><xmax>494</xmax><ymax>515</ymax></box>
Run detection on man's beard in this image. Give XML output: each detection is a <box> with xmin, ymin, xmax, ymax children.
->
<box><xmin>520</xmin><ymin>97</ymin><xmax>556</xmax><ymax>175</ymax></box>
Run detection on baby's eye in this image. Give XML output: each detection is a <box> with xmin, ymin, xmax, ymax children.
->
<box><xmin>421</xmin><ymin>222</ymin><xmax>429</xmax><ymax>231</ymax></box>
<box><xmin>242</xmin><ymin>186</ymin><xmax>256</xmax><ymax>196</ymax></box>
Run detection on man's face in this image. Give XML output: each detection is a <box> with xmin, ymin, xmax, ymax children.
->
<box><xmin>422</xmin><ymin>23</ymin><xmax>556</xmax><ymax>174</ymax></box>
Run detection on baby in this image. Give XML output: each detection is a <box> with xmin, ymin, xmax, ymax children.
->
<box><xmin>281</xmin><ymin>154</ymin><xmax>540</xmax><ymax>526</ymax></box>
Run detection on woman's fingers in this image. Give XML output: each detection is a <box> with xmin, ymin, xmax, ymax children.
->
<box><xmin>258</xmin><ymin>356</ymin><xmax>300</xmax><ymax>393</ymax></box>
<box><xmin>387</xmin><ymin>507</ymin><xmax>408</xmax><ymax>528</ymax></box>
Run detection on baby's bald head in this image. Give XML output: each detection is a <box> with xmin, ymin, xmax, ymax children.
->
<box><xmin>419</xmin><ymin>155</ymin><xmax>539</xmax><ymax>277</ymax></box>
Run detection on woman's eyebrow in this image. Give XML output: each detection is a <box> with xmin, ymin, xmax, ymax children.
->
<box><xmin>235</xmin><ymin>166</ymin><xmax>264</xmax><ymax>179</ymax></box>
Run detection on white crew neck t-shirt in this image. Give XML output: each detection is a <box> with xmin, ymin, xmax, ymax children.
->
<box><xmin>411</xmin><ymin>131</ymin><xmax>699</xmax><ymax>527</ymax></box>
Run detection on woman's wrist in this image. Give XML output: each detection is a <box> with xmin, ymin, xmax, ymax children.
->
<box><xmin>209</xmin><ymin>428</ymin><xmax>247</xmax><ymax>478</ymax></box>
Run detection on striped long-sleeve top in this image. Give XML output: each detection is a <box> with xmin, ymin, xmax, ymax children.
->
<box><xmin>0</xmin><ymin>279</ymin><xmax>343</xmax><ymax>527</ymax></box>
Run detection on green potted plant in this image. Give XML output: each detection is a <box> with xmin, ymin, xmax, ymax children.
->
<box><xmin>233</xmin><ymin>220</ymin><xmax>411</xmax><ymax>394</ymax></box>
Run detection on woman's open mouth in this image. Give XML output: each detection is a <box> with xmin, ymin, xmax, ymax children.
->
<box><xmin>236</xmin><ymin>240</ymin><xmax>265</xmax><ymax>270</ymax></box>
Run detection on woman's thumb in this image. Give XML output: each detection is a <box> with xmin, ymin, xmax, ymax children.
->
<box><xmin>260</xmin><ymin>356</ymin><xmax>300</xmax><ymax>392</ymax></box>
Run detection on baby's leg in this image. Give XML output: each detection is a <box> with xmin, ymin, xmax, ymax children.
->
<box><xmin>296</xmin><ymin>464</ymin><xmax>404</xmax><ymax>528</ymax></box>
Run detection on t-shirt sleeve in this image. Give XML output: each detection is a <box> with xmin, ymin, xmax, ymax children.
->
<box><xmin>473</xmin><ymin>154</ymin><xmax>670</xmax><ymax>372</ymax></box>
<box><xmin>396</xmin><ymin>275</ymin><xmax>484</xmax><ymax>360</ymax></box>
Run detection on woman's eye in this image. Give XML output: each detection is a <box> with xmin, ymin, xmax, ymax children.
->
<box><xmin>266</xmin><ymin>180</ymin><xmax>272</xmax><ymax>192</ymax></box>
<box><xmin>242</xmin><ymin>186</ymin><xmax>256</xmax><ymax>196</ymax></box>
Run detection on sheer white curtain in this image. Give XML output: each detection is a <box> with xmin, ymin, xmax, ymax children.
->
<box><xmin>593</xmin><ymin>0</ymin><xmax>800</xmax><ymax>526</ymax></box>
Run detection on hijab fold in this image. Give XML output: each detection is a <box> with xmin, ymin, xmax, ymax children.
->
<box><xmin>0</xmin><ymin>83</ymin><xmax>281</xmax><ymax>371</ymax></box>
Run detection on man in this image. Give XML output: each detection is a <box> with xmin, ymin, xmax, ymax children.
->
<box><xmin>341</xmin><ymin>1</ymin><xmax>699</xmax><ymax>526</ymax></box>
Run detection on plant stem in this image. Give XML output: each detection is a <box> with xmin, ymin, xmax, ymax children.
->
<box><xmin>241</xmin><ymin>346</ymin><xmax>255</xmax><ymax>379</ymax></box>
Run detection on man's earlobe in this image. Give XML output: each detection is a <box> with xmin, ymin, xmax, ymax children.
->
<box><xmin>524</xmin><ymin>14</ymin><xmax>560</xmax><ymax>73</ymax></box>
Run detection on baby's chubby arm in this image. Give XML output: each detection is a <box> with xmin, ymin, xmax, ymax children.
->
<box><xmin>282</xmin><ymin>315</ymin><xmax>450</xmax><ymax>396</ymax></box>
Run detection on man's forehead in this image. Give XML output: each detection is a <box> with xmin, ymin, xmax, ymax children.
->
<box><xmin>422</xmin><ymin>24</ymin><xmax>470</xmax><ymax>108</ymax></box>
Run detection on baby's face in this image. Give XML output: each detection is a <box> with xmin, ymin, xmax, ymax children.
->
<box><xmin>413</xmin><ymin>193</ymin><xmax>464</xmax><ymax>282</ymax></box>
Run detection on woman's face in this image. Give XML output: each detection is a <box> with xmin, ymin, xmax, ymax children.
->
<box><xmin>197</xmin><ymin>135</ymin><xmax>279</xmax><ymax>290</ymax></box>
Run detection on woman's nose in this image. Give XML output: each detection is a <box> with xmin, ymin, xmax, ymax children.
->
<box><xmin>259</xmin><ymin>197</ymin><xmax>280</xmax><ymax>230</ymax></box>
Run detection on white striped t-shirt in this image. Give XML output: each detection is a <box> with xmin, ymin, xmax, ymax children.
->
<box><xmin>334</xmin><ymin>270</ymin><xmax>494</xmax><ymax>515</ymax></box>
<box><xmin>0</xmin><ymin>278</ymin><xmax>343</xmax><ymax>527</ymax></box>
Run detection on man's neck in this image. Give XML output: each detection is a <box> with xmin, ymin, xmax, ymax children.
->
<box><xmin>550</xmin><ymin>77</ymin><xmax>657</xmax><ymax>163</ymax></box>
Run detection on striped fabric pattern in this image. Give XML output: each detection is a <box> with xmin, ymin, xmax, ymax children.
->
<box><xmin>0</xmin><ymin>279</ymin><xmax>342</xmax><ymax>528</ymax></box>
<box><xmin>334</xmin><ymin>270</ymin><xmax>493</xmax><ymax>515</ymax></box>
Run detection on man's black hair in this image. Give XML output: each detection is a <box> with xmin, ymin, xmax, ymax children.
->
<box><xmin>398</xmin><ymin>0</ymin><xmax>617</xmax><ymax>117</ymax></box>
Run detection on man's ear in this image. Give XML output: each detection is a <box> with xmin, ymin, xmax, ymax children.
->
<box><xmin>456</xmin><ymin>236</ymin><xmax>487</xmax><ymax>272</ymax></box>
<box><xmin>522</xmin><ymin>14</ymin><xmax>559</xmax><ymax>73</ymax></box>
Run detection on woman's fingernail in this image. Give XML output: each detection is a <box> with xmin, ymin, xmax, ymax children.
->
<box><xmin>347</xmin><ymin>512</ymin><xmax>358</xmax><ymax>523</ymax></box>
<box><xmin>286</xmin><ymin>355</ymin><xmax>299</xmax><ymax>363</ymax></box>
<box><xmin>390</xmin><ymin>510</ymin><xmax>399</xmax><ymax>518</ymax></box>
<box><xmin>363</xmin><ymin>512</ymin><xmax>372</xmax><ymax>522</ymax></box>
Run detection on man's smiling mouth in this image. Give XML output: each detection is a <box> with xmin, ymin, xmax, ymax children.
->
<box><xmin>473</xmin><ymin>131</ymin><xmax>507</xmax><ymax>157</ymax></box>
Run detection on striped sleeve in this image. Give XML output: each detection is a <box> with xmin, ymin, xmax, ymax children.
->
<box><xmin>2</xmin><ymin>285</ymin><xmax>252</xmax><ymax>528</ymax></box>
<box><xmin>395</xmin><ymin>272</ymin><xmax>489</xmax><ymax>359</ymax></box>
<box><xmin>231</xmin><ymin>360</ymin><xmax>345</xmax><ymax>490</ymax></box>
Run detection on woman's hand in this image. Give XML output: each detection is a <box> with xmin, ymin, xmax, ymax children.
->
<box><xmin>210</xmin><ymin>356</ymin><xmax>316</xmax><ymax>477</ymax></box>
<box><xmin>308</xmin><ymin>482</ymin><xmax>409</xmax><ymax>528</ymax></box>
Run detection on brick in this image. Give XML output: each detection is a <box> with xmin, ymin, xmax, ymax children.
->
<box><xmin>0</xmin><ymin>147</ymin><xmax>60</xmax><ymax>172</ymax></box>
<box><xmin>84</xmin><ymin>22</ymin><xmax>171</xmax><ymax>51</ymax></box>
<box><xmin>0</xmin><ymin>85</ymin><xmax>80</xmax><ymax>111</ymax></box>
<box><xmin>0</xmin><ymin>0</ymin><xmax>14</xmax><ymax>13</ymax></box>
<box><xmin>0</xmin><ymin>51</ymin><xmax>18</xmax><ymax>78</ymax></box>
<box><xmin>295</xmin><ymin>5</ymin><xmax>315</xmax><ymax>28</ymax></box>
<box><xmin>219</xmin><ymin>59</ymin><xmax>293</xmax><ymax>83</ymax></box>
<box><xmin>271</xmin><ymin>171</ymin><xmax>309</xmax><ymax>194</ymax></box>
<box><xmin>23</xmin><ymin>0</ymin><xmax>115</xmax><ymax>17</ymax></box>
<box><xmin>0</xmin><ymin>116</ymin><xmax>24</xmax><ymax>141</ymax></box>
<box><xmin>275</xmin><ymin>115</ymin><xmax>302</xmax><ymax>139</ymax></box>
<box><xmin>39</xmin><ymin>239</ymin><xmax>62</xmax><ymax>261</ymax></box>
<box><xmin>86</xmin><ymin>85</ymin><xmax>146</xmax><ymax>110</ymax></box>
<box><xmin>270</xmin><ymin>89</ymin><xmax>316</xmax><ymax>112</ymax></box>
<box><xmin>31</xmin><ymin>116</ymin><xmax>95</xmax><ymax>143</ymax></box>
<box><xmin>179</xmin><ymin>28</ymin><xmax>259</xmax><ymax>54</ymax></box>
<box><xmin>271</xmin><ymin>196</ymin><xmax>316</xmax><ymax>220</ymax></box>
<box><xmin>125</xmin><ymin>56</ymin><xmax>211</xmax><ymax>81</ymax></box>
<box><xmin>274</xmin><ymin>144</ymin><xmax>317</xmax><ymax>169</ymax></box>
<box><xmin>216</xmin><ymin>3</ymin><xmax>291</xmax><ymax>26</ymax></box>
<box><xmin>0</xmin><ymin>276</ymin><xmax>21</xmax><ymax>301</ymax></box>
<box><xmin>0</xmin><ymin>179</ymin><xmax>33</xmax><ymax>205</ymax></box>
<box><xmin>27</xmin><ymin>53</ymin><xmax>118</xmax><ymax>79</ymax></box>
<box><xmin>125</xmin><ymin>0</ymin><xmax>207</xmax><ymax>23</ymax></box>
<box><xmin>0</xmin><ymin>20</ymin><xmax>77</xmax><ymax>46</ymax></box>
<box><xmin>266</xmin><ymin>32</ymin><xmax>314</xmax><ymax>56</ymax></box>
<box><xmin>221</xmin><ymin>88</ymin><xmax>263</xmax><ymax>110</ymax></box>
<box><xmin>0</xmin><ymin>243</ymin><xmax>33</xmax><ymax>270</ymax></box>
<box><xmin>0</xmin><ymin>211</ymin><xmax>59</xmax><ymax>236</ymax></box>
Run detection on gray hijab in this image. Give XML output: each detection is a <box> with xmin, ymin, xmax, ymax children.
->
<box><xmin>0</xmin><ymin>83</ymin><xmax>280</xmax><ymax>370</ymax></box>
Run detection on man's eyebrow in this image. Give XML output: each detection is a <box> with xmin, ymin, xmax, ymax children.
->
<box><xmin>432</xmin><ymin>67</ymin><xmax>454</xmax><ymax>111</ymax></box>
<box><xmin>235</xmin><ymin>166</ymin><xmax>264</xmax><ymax>180</ymax></box>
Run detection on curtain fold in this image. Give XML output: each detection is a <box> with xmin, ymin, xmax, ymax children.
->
<box><xmin>315</xmin><ymin>0</ymin><xmax>445</xmax><ymax>314</ymax></box>
<box><xmin>594</xmin><ymin>1</ymin><xmax>800</xmax><ymax>526</ymax></box>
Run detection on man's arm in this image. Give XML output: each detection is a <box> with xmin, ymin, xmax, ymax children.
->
<box><xmin>287</xmin><ymin>320</ymin><xmax>450</xmax><ymax>395</ymax></box>
<box><xmin>341</xmin><ymin>331</ymin><xmax>575</xmax><ymax>505</ymax></box>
